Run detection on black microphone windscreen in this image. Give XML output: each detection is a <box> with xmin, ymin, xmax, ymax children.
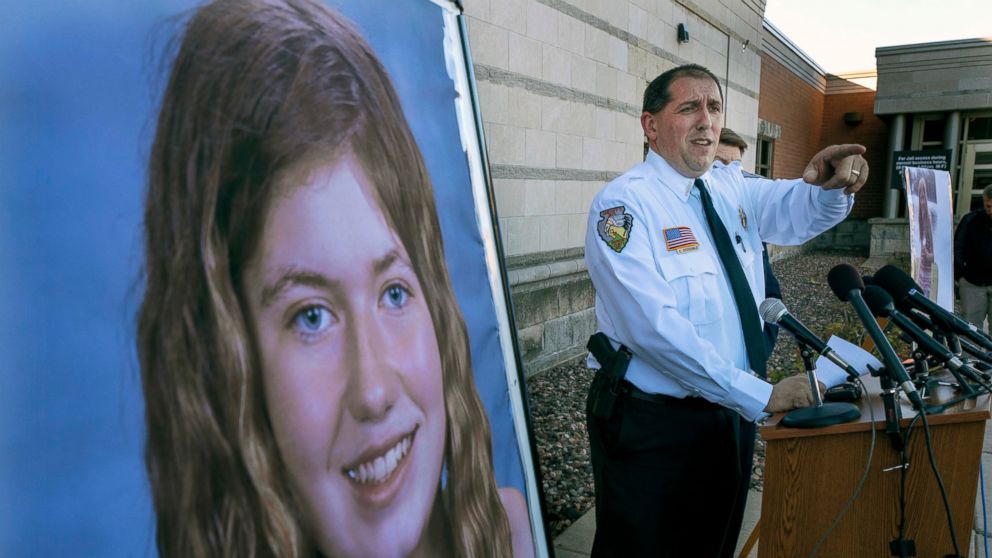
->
<box><xmin>863</xmin><ymin>285</ymin><xmax>894</xmax><ymax>317</ymax></box>
<box><xmin>827</xmin><ymin>264</ymin><xmax>864</xmax><ymax>301</ymax></box>
<box><xmin>872</xmin><ymin>264</ymin><xmax>919</xmax><ymax>303</ymax></box>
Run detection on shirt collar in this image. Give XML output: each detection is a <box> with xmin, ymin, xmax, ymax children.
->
<box><xmin>645</xmin><ymin>148</ymin><xmax>712</xmax><ymax>202</ymax></box>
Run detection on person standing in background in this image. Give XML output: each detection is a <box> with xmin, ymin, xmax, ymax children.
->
<box><xmin>954</xmin><ymin>184</ymin><xmax>992</xmax><ymax>332</ymax></box>
<box><xmin>713</xmin><ymin>127</ymin><xmax>784</xmax><ymax>549</ymax></box>
<box><xmin>715</xmin><ymin>128</ymin><xmax>783</xmax><ymax>354</ymax></box>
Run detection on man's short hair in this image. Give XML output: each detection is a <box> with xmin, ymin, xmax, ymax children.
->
<box><xmin>642</xmin><ymin>64</ymin><xmax>724</xmax><ymax>115</ymax></box>
<box><xmin>983</xmin><ymin>184</ymin><xmax>992</xmax><ymax>199</ymax></box>
<box><xmin>719</xmin><ymin>128</ymin><xmax>748</xmax><ymax>155</ymax></box>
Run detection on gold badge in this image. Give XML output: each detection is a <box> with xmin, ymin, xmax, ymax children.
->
<box><xmin>738</xmin><ymin>206</ymin><xmax>748</xmax><ymax>231</ymax></box>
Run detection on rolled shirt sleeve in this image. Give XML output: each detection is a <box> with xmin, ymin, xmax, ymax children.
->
<box><xmin>729</xmin><ymin>168</ymin><xmax>854</xmax><ymax>246</ymax></box>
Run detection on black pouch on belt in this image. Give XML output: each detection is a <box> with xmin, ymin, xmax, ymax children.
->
<box><xmin>587</xmin><ymin>332</ymin><xmax>632</xmax><ymax>419</ymax></box>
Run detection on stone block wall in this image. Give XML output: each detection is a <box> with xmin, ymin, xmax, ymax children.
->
<box><xmin>868</xmin><ymin>217</ymin><xmax>910</xmax><ymax>259</ymax></box>
<box><xmin>464</xmin><ymin>0</ymin><xmax>766</xmax><ymax>375</ymax></box>
<box><xmin>806</xmin><ymin>219</ymin><xmax>871</xmax><ymax>254</ymax></box>
<box><xmin>766</xmin><ymin>220</ymin><xmax>871</xmax><ymax>266</ymax></box>
<box><xmin>507</xmin><ymin>249</ymin><xmax>596</xmax><ymax>375</ymax></box>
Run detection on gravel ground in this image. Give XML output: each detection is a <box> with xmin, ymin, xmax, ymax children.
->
<box><xmin>525</xmin><ymin>250</ymin><xmax>875</xmax><ymax>536</ymax></box>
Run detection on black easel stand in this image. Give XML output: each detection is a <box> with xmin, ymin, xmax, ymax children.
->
<box><xmin>781</xmin><ymin>342</ymin><xmax>861</xmax><ymax>428</ymax></box>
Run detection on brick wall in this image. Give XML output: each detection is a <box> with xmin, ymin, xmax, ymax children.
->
<box><xmin>821</xmin><ymin>90</ymin><xmax>888</xmax><ymax>219</ymax></box>
<box><xmin>757</xmin><ymin>52</ymin><xmax>824</xmax><ymax>179</ymax></box>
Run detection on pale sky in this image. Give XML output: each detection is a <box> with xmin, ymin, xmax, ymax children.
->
<box><xmin>764</xmin><ymin>0</ymin><xmax>991</xmax><ymax>74</ymax></box>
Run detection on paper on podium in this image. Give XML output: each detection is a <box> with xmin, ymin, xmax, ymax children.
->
<box><xmin>814</xmin><ymin>335</ymin><xmax>883</xmax><ymax>388</ymax></box>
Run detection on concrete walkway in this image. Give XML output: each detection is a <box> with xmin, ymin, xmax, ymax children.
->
<box><xmin>552</xmin><ymin>490</ymin><xmax>762</xmax><ymax>558</ymax></box>
<box><xmin>552</xmin><ymin>421</ymin><xmax>992</xmax><ymax>557</ymax></box>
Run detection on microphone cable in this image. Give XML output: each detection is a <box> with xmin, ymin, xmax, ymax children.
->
<box><xmin>963</xmin><ymin>370</ymin><xmax>992</xmax><ymax>398</ymax></box>
<box><xmin>904</xmin><ymin>409</ymin><xmax>962</xmax><ymax>557</ymax></box>
<box><xmin>981</xmin><ymin>461</ymin><xmax>989</xmax><ymax>558</ymax></box>
<box><xmin>897</xmin><ymin>419</ymin><xmax>910</xmax><ymax>557</ymax></box>
<box><xmin>807</xmin><ymin>374</ymin><xmax>877</xmax><ymax>558</ymax></box>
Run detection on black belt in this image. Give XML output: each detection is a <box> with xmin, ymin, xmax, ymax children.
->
<box><xmin>623</xmin><ymin>381</ymin><xmax>714</xmax><ymax>408</ymax></box>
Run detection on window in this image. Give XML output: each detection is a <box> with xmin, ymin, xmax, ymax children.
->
<box><xmin>908</xmin><ymin>115</ymin><xmax>946</xmax><ymax>150</ymax></box>
<box><xmin>966</xmin><ymin>116</ymin><xmax>992</xmax><ymax>140</ymax></box>
<box><xmin>920</xmin><ymin>117</ymin><xmax>945</xmax><ymax>148</ymax></box>
<box><xmin>755</xmin><ymin>137</ymin><xmax>773</xmax><ymax>178</ymax></box>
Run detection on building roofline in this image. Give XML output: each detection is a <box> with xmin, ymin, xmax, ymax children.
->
<box><xmin>831</xmin><ymin>70</ymin><xmax>877</xmax><ymax>79</ymax></box>
<box><xmin>762</xmin><ymin>19</ymin><xmax>827</xmax><ymax>76</ymax></box>
<box><xmin>876</xmin><ymin>36</ymin><xmax>992</xmax><ymax>56</ymax></box>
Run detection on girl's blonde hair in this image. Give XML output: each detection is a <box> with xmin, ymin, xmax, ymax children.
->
<box><xmin>138</xmin><ymin>0</ymin><xmax>513</xmax><ymax>555</ymax></box>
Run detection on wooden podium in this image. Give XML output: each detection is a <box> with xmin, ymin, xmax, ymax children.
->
<box><xmin>758</xmin><ymin>376</ymin><xmax>990</xmax><ymax>557</ymax></box>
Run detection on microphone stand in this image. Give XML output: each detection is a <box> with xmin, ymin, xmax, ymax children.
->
<box><xmin>921</xmin><ymin>388</ymin><xmax>988</xmax><ymax>415</ymax></box>
<box><xmin>912</xmin><ymin>348</ymin><xmax>934</xmax><ymax>400</ymax></box>
<box><xmin>914</xmin><ymin>312</ymin><xmax>992</xmax><ymax>367</ymax></box>
<box><xmin>943</xmin><ymin>330</ymin><xmax>962</xmax><ymax>356</ymax></box>
<box><xmin>868</xmin><ymin>364</ymin><xmax>905</xmax><ymax>451</ymax></box>
<box><xmin>942</xmin><ymin>360</ymin><xmax>980</xmax><ymax>397</ymax></box>
<box><xmin>930</xmin><ymin>324</ymin><xmax>992</xmax><ymax>373</ymax></box>
<box><xmin>780</xmin><ymin>339</ymin><xmax>861</xmax><ymax>428</ymax></box>
<box><xmin>957</xmin><ymin>337</ymin><xmax>992</xmax><ymax>370</ymax></box>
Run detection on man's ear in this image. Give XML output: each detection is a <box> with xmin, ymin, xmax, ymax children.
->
<box><xmin>640</xmin><ymin>112</ymin><xmax>658</xmax><ymax>144</ymax></box>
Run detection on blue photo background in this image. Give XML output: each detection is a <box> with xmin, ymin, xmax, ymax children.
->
<box><xmin>0</xmin><ymin>1</ymin><xmax>527</xmax><ymax>555</ymax></box>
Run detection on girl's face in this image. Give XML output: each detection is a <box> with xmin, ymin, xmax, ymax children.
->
<box><xmin>244</xmin><ymin>154</ymin><xmax>447</xmax><ymax>557</ymax></box>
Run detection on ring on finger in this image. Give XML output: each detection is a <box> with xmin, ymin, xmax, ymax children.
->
<box><xmin>851</xmin><ymin>169</ymin><xmax>861</xmax><ymax>177</ymax></box>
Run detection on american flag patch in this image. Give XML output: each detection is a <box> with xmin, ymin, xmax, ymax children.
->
<box><xmin>663</xmin><ymin>226</ymin><xmax>699</xmax><ymax>252</ymax></box>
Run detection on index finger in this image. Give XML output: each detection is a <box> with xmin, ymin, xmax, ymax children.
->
<box><xmin>822</xmin><ymin>144</ymin><xmax>866</xmax><ymax>162</ymax></box>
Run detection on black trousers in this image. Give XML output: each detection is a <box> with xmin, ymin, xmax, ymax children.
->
<box><xmin>726</xmin><ymin>419</ymin><xmax>757</xmax><ymax>553</ymax></box>
<box><xmin>586</xmin><ymin>382</ymin><xmax>751</xmax><ymax>557</ymax></box>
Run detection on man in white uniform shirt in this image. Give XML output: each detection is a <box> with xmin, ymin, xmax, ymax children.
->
<box><xmin>584</xmin><ymin>64</ymin><xmax>868</xmax><ymax>557</ymax></box>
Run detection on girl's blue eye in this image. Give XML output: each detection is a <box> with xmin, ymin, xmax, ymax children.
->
<box><xmin>383</xmin><ymin>284</ymin><xmax>410</xmax><ymax>310</ymax></box>
<box><xmin>293</xmin><ymin>306</ymin><xmax>331</xmax><ymax>334</ymax></box>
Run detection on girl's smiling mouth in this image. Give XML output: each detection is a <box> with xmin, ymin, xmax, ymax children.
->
<box><xmin>343</xmin><ymin>426</ymin><xmax>417</xmax><ymax>486</ymax></box>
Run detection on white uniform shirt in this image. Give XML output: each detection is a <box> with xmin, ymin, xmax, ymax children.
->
<box><xmin>585</xmin><ymin>149</ymin><xmax>853</xmax><ymax>421</ymax></box>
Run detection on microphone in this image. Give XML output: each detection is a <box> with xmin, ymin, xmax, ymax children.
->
<box><xmin>873</xmin><ymin>265</ymin><xmax>992</xmax><ymax>352</ymax></box>
<box><xmin>827</xmin><ymin>264</ymin><xmax>925</xmax><ymax>412</ymax></box>
<box><xmin>902</xmin><ymin>307</ymin><xmax>992</xmax><ymax>366</ymax></box>
<box><xmin>760</xmin><ymin>296</ymin><xmax>861</xmax><ymax>428</ymax></box>
<box><xmin>758</xmin><ymin>298</ymin><xmax>860</xmax><ymax>381</ymax></box>
<box><xmin>862</xmin><ymin>286</ymin><xmax>983</xmax><ymax>394</ymax></box>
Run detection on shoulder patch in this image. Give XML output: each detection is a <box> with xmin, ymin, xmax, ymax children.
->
<box><xmin>597</xmin><ymin>206</ymin><xmax>633</xmax><ymax>253</ymax></box>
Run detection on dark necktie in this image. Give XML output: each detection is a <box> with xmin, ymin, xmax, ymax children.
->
<box><xmin>695</xmin><ymin>178</ymin><xmax>767</xmax><ymax>378</ymax></box>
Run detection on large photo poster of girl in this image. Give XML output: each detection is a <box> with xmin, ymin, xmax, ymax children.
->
<box><xmin>904</xmin><ymin>166</ymin><xmax>954</xmax><ymax>310</ymax></box>
<box><xmin>0</xmin><ymin>1</ymin><xmax>547</xmax><ymax>556</ymax></box>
